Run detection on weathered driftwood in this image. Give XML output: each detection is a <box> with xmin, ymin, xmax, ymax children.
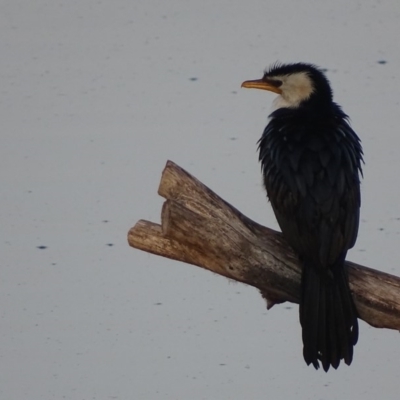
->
<box><xmin>128</xmin><ymin>160</ymin><xmax>400</xmax><ymax>330</ymax></box>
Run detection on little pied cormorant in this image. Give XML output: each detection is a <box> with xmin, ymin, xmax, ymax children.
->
<box><xmin>242</xmin><ymin>63</ymin><xmax>363</xmax><ymax>372</ymax></box>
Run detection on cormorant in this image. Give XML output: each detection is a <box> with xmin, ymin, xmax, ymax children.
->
<box><xmin>241</xmin><ymin>63</ymin><xmax>363</xmax><ymax>371</ymax></box>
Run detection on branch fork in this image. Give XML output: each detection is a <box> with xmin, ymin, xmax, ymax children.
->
<box><xmin>128</xmin><ymin>161</ymin><xmax>400</xmax><ymax>330</ymax></box>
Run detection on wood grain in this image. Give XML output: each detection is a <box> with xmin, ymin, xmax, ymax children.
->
<box><xmin>128</xmin><ymin>160</ymin><xmax>400</xmax><ymax>330</ymax></box>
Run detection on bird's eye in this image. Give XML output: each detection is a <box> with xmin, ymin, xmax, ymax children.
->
<box><xmin>265</xmin><ymin>77</ymin><xmax>282</xmax><ymax>87</ymax></box>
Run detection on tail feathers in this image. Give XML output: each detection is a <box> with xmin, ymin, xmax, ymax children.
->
<box><xmin>300</xmin><ymin>260</ymin><xmax>358</xmax><ymax>372</ymax></box>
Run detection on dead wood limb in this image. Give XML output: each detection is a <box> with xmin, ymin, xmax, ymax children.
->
<box><xmin>128</xmin><ymin>160</ymin><xmax>400</xmax><ymax>330</ymax></box>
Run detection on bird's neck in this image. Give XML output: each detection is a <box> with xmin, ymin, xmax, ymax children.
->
<box><xmin>271</xmin><ymin>96</ymin><xmax>335</xmax><ymax>119</ymax></box>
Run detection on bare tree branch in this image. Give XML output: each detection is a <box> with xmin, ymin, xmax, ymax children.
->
<box><xmin>128</xmin><ymin>160</ymin><xmax>400</xmax><ymax>330</ymax></box>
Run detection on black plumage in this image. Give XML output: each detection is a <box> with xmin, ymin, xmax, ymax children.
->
<box><xmin>242</xmin><ymin>63</ymin><xmax>363</xmax><ymax>371</ymax></box>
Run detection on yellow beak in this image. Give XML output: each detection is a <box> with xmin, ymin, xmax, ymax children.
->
<box><xmin>241</xmin><ymin>79</ymin><xmax>282</xmax><ymax>94</ymax></box>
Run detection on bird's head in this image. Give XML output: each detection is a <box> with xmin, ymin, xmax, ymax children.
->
<box><xmin>242</xmin><ymin>62</ymin><xmax>333</xmax><ymax>111</ymax></box>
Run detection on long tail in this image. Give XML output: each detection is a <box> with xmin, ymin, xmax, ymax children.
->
<box><xmin>300</xmin><ymin>259</ymin><xmax>359</xmax><ymax>372</ymax></box>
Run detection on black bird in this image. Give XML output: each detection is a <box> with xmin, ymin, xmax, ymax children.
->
<box><xmin>242</xmin><ymin>63</ymin><xmax>363</xmax><ymax>371</ymax></box>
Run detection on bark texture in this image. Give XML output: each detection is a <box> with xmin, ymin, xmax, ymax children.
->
<box><xmin>128</xmin><ymin>160</ymin><xmax>400</xmax><ymax>330</ymax></box>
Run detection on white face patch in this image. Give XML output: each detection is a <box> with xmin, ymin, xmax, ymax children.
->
<box><xmin>270</xmin><ymin>71</ymin><xmax>314</xmax><ymax>110</ymax></box>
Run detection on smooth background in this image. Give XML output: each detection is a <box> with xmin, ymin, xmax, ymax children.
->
<box><xmin>2</xmin><ymin>1</ymin><xmax>400</xmax><ymax>399</ymax></box>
